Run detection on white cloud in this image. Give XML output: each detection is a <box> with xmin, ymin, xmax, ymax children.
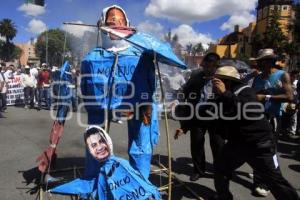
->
<box><xmin>0</xmin><ymin>36</ymin><xmax>5</xmax><ymax>41</ymax></box>
<box><xmin>61</xmin><ymin>21</ymin><xmax>94</xmax><ymax>38</ymax></box>
<box><xmin>137</xmin><ymin>21</ymin><xmax>164</xmax><ymax>39</ymax></box>
<box><xmin>171</xmin><ymin>24</ymin><xmax>214</xmax><ymax>49</ymax></box>
<box><xmin>18</xmin><ymin>3</ymin><xmax>45</xmax><ymax>17</ymax></box>
<box><xmin>145</xmin><ymin>0</ymin><xmax>257</xmax><ymax>31</ymax></box>
<box><xmin>26</xmin><ymin>19</ymin><xmax>47</xmax><ymax>35</ymax></box>
<box><xmin>221</xmin><ymin>12</ymin><xmax>256</xmax><ymax>31</ymax></box>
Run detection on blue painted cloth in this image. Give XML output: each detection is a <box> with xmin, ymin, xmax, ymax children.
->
<box><xmin>81</xmin><ymin>47</ymin><xmax>159</xmax><ymax>179</ymax></box>
<box><xmin>50</xmin><ymin>156</ymin><xmax>161</xmax><ymax>200</ymax></box>
<box><xmin>252</xmin><ymin>70</ymin><xmax>285</xmax><ymax>117</ymax></box>
<box><xmin>80</xmin><ymin>32</ymin><xmax>186</xmax><ymax>179</ymax></box>
<box><xmin>56</xmin><ymin>61</ymin><xmax>73</xmax><ymax>123</ymax></box>
<box><xmin>126</xmin><ymin>32</ymin><xmax>186</xmax><ymax>69</ymax></box>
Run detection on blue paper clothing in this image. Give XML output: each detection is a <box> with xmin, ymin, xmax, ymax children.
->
<box><xmin>81</xmin><ymin>47</ymin><xmax>159</xmax><ymax>179</ymax></box>
<box><xmin>50</xmin><ymin>156</ymin><xmax>161</xmax><ymax>200</ymax></box>
<box><xmin>56</xmin><ymin>61</ymin><xmax>73</xmax><ymax>123</ymax></box>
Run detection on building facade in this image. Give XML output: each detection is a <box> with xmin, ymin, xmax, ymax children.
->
<box><xmin>16</xmin><ymin>41</ymin><xmax>39</xmax><ymax>66</ymax></box>
<box><xmin>210</xmin><ymin>0</ymin><xmax>294</xmax><ymax>60</ymax></box>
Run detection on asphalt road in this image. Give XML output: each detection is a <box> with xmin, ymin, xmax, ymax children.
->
<box><xmin>0</xmin><ymin>107</ymin><xmax>299</xmax><ymax>200</ymax></box>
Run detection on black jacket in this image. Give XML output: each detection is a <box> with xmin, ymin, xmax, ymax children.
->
<box><xmin>214</xmin><ymin>83</ymin><xmax>273</xmax><ymax>147</ymax></box>
<box><xmin>176</xmin><ymin>70</ymin><xmax>207</xmax><ymax>132</ymax></box>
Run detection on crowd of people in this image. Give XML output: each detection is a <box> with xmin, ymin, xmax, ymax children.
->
<box><xmin>1</xmin><ymin>3</ymin><xmax>300</xmax><ymax>199</ymax></box>
<box><xmin>174</xmin><ymin>49</ymin><xmax>300</xmax><ymax>200</ymax></box>
<box><xmin>0</xmin><ymin>62</ymin><xmax>79</xmax><ymax>118</ymax></box>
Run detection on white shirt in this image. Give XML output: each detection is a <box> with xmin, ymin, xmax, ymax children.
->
<box><xmin>0</xmin><ymin>72</ymin><xmax>7</xmax><ymax>93</ymax></box>
<box><xmin>169</xmin><ymin>73</ymin><xmax>185</xmax><ymax>90</ymax></box>
<box><xmin>21</xmin><ymin>73</ymin><xmax>36</xmax><ymax>88</ymax></box>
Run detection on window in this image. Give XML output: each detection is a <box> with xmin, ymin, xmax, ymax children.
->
<box><xmin>282</xmin><ymin>6</ymin><xmax>288</xmax><ymax>10</ymax></box>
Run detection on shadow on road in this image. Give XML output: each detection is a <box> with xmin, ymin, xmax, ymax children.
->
<box><xmin>19</xmin><ymin>157</ymin><xmax>85</xmax><ymax>195</ymax></box>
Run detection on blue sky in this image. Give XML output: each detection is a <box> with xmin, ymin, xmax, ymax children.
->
<box><xmin>1</xmin><ymin>0</ymin><xmax>299</xmax><ymax>48</ymax></box>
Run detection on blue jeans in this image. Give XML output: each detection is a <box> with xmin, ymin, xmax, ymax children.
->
<box><xmin>38</xmin><ymin>88</ymin><xmax>51</xmax><ymax>109</ymax></box>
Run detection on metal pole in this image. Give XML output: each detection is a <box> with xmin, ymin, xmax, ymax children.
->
<box><xmin>153</xmin><ymin>53</ymin><xmax>172</xmax><ymax>200</ymax></box>
<box><xmin>46</xmin><ymin>30</ymin><xmax>48</xmax><ymax>66</ymax></box>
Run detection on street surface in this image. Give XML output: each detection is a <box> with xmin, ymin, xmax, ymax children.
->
<box><xmin>0</xmin><ymin>107</ymin><xmax>299</xmax><ymax>199</ymax></box>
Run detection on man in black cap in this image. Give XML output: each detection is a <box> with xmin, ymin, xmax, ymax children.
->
<box><xmin>210</xmin><ymin>66</ymin><xmax>299</xmax><ymax>200</ymax></box>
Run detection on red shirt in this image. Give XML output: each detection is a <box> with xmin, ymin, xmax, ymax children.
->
<box><xmin>38</xmin><ymin>70</ymin><xmax>51</xmax><ymax>87</ymax></box>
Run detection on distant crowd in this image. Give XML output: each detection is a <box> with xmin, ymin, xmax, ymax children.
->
<box><xmin>0</xmin><ymin>62</ymin><xmax>79</xmax><ymax>118</ymax></box>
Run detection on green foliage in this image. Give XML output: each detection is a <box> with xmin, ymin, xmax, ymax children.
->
<box><xmin>0</xmin><ymin>18</ymin><xmax>18</xmax><ymax>61</ymax></box>
<box><xmin>0</xmin><ymin>42</ymin><xmax>22</xmax><ymax>61</ymax></box>
<box><xmin>35</xmin><ymin>29</ymin><xmax>71</xmax><ymax>66</ymax></box>
<box><xmin>251</xmin><ymin>34</ymin><xmax>264</xmax><ymax>56</ymax></box>
<box><xmin>286</xmin><ymin>3</ymin><xmax>300</xmax><ymax>69</ymax></box>
<box><xmin>263</xmin><ymin>8</ymin><xmax>287</xmax><ymax>60</ymax></box>
<box><xmin>164</xmin><ymin>29</ymin><xmax>179</xmax><ymax>48</ymax></box>
<box><xmin>291</xmin><ymin>3</ymin><xmax>300</xmax><ymax>43</ymax></box>
<box><xmin>0</xmin><ymin>18</ymin><xmax>17</xmax><ymax>43</ymax></box>
<box><xmin>236</xmin><ymin>53</ymin><xmax>250</xmax><ymax>63</ymax></box>
<box><xmin>192</xmin><ymin>43</ymin><xmax>204</xmax><ymax>55</ymax></box>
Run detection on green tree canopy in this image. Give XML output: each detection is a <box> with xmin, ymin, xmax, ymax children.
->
<box><xmin>263</xmin><ymin>8</ymin><xmax>287</xmax><ymax>60</ymax></box>
<box><xmin>0</xmin><ymin>18</ymin><xmax>18</xmax><ymax>61</ymax></box>
<box><xmin>192</xmin><ymin>42</ymin><xmax>204</xmax><ymax>56</ymax></box>
<box><xmin>35</xmin><ymin>29</ymin><xmax>71</xmax><ymax>67</ymax></box>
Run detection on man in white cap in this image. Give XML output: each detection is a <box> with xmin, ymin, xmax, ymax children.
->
<box><xmin>21</xmin><ymin>65</ymin><xmax>36</xmax><ymax>108</ymax></box>
<box><xmin>209</xmin><ymin>66</ymin><xmax>299</xmax><ymax>200</ymax></box>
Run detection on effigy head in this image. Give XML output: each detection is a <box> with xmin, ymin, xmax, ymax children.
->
<box><xmin>100</xmin><ymin>5</ymin><xmax>130</xmax><ymax>40</ymax></box>
<box><xmin>84</xmin><ymin>126</ymin><xmax>113</xmax><ymax>162</ymax></box>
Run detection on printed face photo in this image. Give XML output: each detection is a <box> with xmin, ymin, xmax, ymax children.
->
<box><xmin>105</xmin><ymin>8</ymin><xmax>127</xmax><ymax>27</ymax></box>
<box><xmin>86</xmin><ymin>133</ymin><xmax>110</xmax><ymax>162</ymax></box>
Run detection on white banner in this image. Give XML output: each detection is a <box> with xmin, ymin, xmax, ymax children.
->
<box><xmin>6</xmin><ymin>75</ymin><xmax>24</xmax><ymax>105</ymax></box>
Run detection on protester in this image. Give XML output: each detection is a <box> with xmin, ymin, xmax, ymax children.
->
<box><xmin>252</xmin><ymin>48</ymin><xmax>293</xmax><ymax>196</ymax></box>
<box><xmin>281</xmin><ymin>70</ymin><xmax>299</xmax><ymax>139</ymax></box>
<box><xmin>0</xmin><ymin>63</ymin><xmax>7</xmax><ymax>117</ymax></box>
<box><xmin>21</xmin><ymin>66</ymin><xmax>36</xmax><ymax>109</ymax></box>
<box><xmin>38</xmin><ymin>63</ymin><xmax>51</xmax><ymax>110</ymax></box>
<box><xmin>174</xmin><ymin>53</ymin><xmax>225</xmax><ymax>181</ymax></box>
<box><xmin>210</xmin><ymin>66</ymin><xmax>299</xmax><ymax>200</ymax></box>
<box><xmin>50</xmin><ymin>126</ymin><xmax>161</xmax><ymax>200</ymax></box>
<box><xmin>1</xmin><ymin>63</ymin><xmax>9</xmax><ymax>113</ymax></box>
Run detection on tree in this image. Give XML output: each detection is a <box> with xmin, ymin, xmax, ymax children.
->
<box><xmin>35</xmin><ymin>29</ymin><xmax>71</xmax><ymax>67</ymax></box>
<box><xmin>164</xmin><ymin>29</ymin><xmax>179</xmax><ymax>48</ymax></box>
<box><xmin>192</xmin><ymin>42</ymin><xmax>204</xmax><ymax>56</ymax></box>
<box><xmin>164</xmin><ymin>29</ymin><xmax>182</xmax><ymax>58</ymax></box>
<box><xmin>0</xmin><ymin>18</ymin><xmax>17</xmax><ymax>61</ymax></box>
<box><xmin>186</xmin><ymin>43</ymin><xmax>193</xmax><ymax>55</ymax></box>
<box><xmin>290</xmin><ymin>3</ymin><xmax>300</xmax><ymax>43</ymax></box>
<box><xmin>251</xmin><ymin>33</ymin><xmax>264</xmax><ymax>56</ymax></box>
<box><xmin>263</xmin><ymin>8</ymin><xmax>287</xmax><ymax>60</ymax></box>
<box><xmin>286</xmin><ymin>3</ymin><xmax>300</xmax><ymax>69</ymax></box>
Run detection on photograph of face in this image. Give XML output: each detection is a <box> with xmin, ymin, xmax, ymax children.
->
<box><xmin>86</xmin><ymin>133</ymin><xmax>110</xmax><ymax>162</ymax></box>
<box><xmin>105</xmin><ymin>8</ymin><xmax>127</xmax><ymax>27</ymax></box>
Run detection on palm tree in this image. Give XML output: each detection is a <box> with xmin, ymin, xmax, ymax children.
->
<box><xmin>0</xmin><ymin>18</ymin><xmax>17</xmax><ymax>44</ymax></box>
<box><xmin>0</xmin><ymin>19</ymin><xmax>17</xmax><ymax>61</ymax></box>
<box><xmin>192</xmin><ymin>43</ymin><xmax>204</xmax><ymax>56</ymax></box>
<box><xmin>186</xmin><ymin>43</ymin><xmax>193</xmax><ymax>55</ymax></box>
